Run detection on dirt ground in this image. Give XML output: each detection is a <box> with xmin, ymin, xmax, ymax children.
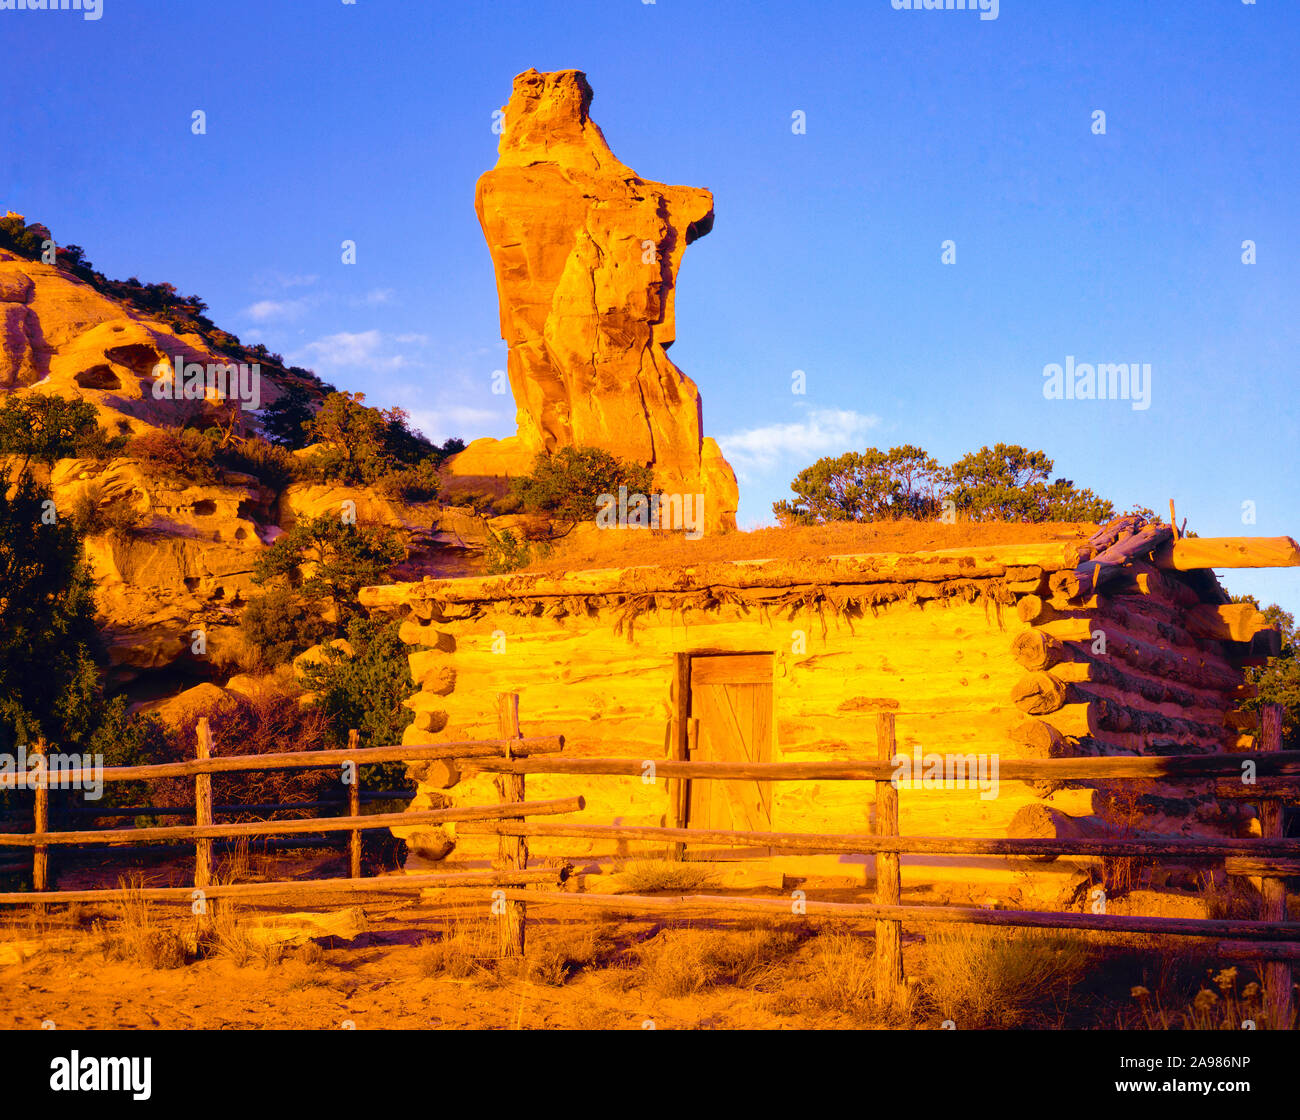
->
<box><xmin>0</xmin><ymin>895</ymin><xmax>901</xmax><ymax>1030</ymax></box>
<box><xmin>4</xmin><ymin>848</ymin><xmax>1287</xmax><ymax>1031</ymax></box>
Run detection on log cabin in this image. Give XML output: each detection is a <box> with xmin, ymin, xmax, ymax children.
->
<box><xmin>358</xmin><ymin>519</ymin><xmax>1300</xmax><ymax>908</ymax></box>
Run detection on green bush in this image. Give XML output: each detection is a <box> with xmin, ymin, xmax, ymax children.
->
<box><xmin>774</xmin><ymin>442</ymin><xmax>1118</xmax><ymax>525</ymax></box>
<box><xmin>69</xmin><ymin>484</ymin><xmax>147</xmax><ymax>538</ymax></box>
<box><xmin>298</xmin><ymin>617</ymin><xmax>416</xmax><ymax>788</ymax></box>
<box><xmin>298</xmin><ymin>391</ymin><xmax>462</xmax><ymax>489</ymax></box>
<box><xmin>260</xmin><ymin>382</ymin><xmax>317</xmax><ymax>450</ymax></box>
<box><xmin>80</xmin><ymin>697</ymin><xmax>174</xmax><ymax>808</ymax></box>
<box><xmin>0</xmin><ymin>213</ymin><xmax>48</xmax><ymax>258</ymax></box>
<box><xmin>485</xmin><ymin>528</ymin><xmax>534</xmax><ymax>574</ymax></box>
<box><xmin>238</xmin><ymin>586</ymin><xmax>332</xmax><ymax>670</ymax></box>
<box><xmin>510</xmin><ymin>446</ymin><xmax>656</xmax><ymax>525</ymax></box>
<box><xmin>252</xmin><ymin>514</ymin><xmax>405</xmax><ymax>621</ymax></box>
<box><xmin>375</xmin><ymin>458</ymin><xmax>442</xmax><ymax>503</ymax></box>
<box><xmin>0</xmin><ymin>468</ymin><xmax>100</xmax><ymax>752</ymax></box>
<box><xmin>0</xmin><ymin>393</ymin><xmax>111</xmax><ymax>467</ymax></box>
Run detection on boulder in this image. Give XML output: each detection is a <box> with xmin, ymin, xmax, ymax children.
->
<box><xmin>145</xmin><ymin>682</ymin><xmax>229</xmax><ymax>729</ymax></box>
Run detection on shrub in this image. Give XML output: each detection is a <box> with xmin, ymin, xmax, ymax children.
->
<box><xmin>260</xmin><ymin>382</ymin><xmax>317</xmax><ymax>450</ymax></box>
<box><xmin>0</xmin><ymin>393</ymin><xmax>109</xmax><ymax>467</ymax></box>
<box><xmin>0</xmin><ymin>214</ymin><xmax>49</xmax><ymax>259</ymax></box>
<box><xmin>416</xmin><ymin>916</ymin><xmax>495</xmax><ymax>980</ymax></box>
<box><xmin>510</xmin><ymin>446</ymin><xmax>656</xmax><ymax>525</ymax></box>
<box><xmin>635</xmin><ymin>928</ymin><xmax>793</xmax><ymax>998</ymax></box>
<box><xmin>214</xmin><ymin>436</ymin><xmax>300</xmax><ymax>492</ymax></box>
<box><xmin>238</xmin><ymin>586</ymin><xmax>332</xmax><ymax>670</ymax></box>
<box><xmin>923</xmin><ymin>927</ymin><xmax>1094</xmax><ymax>1028</ymax></box>
<box><xmin>304</xmin><ymin>391</ymin><xmax>399</xmax><ymax>484</ymax></box>
<box><xmin>297</xmin><ymin>393</ymin><xmax>462</xmax><ymax>490</ymax></box>
<box><xmin>70</xmin><ymin>483</ymin><xmax>146</xmax><ymax>538</ymax></box>
<box><xmin>126</xmin><ymin>427</ymin><xmax>218</xmax><ymax>484</ymax></box>
<box><xmin>1127</xmin><ymin>963</ymin><xmax>1291</xmax><ymax>1031</ymax></box>
<box><xmin>616</xmin><ymin>860</ymin><xmax>720</xmax><ymax>893</ymax></box>
<box><xmin>297</xmin><ymin>616</ymin><xmax>415</xmax><ymax>788</ymax></box>
<box><xmin>375</xmin><ymin>458</ymin><xmax>442</xmax><ymax>503</ymax></box>
<box><xmin>0</xmin><ymin>468</ymin><xmax>100</xmax><ymax>754</ymax></box>
<box><xmin>80</xmin><ymin>698</ymin><xmax>173</xmax><ymax>807</ymax></box>
<box><xmin>774</xmin><ymin>441</ymin><xmax>1117</xmax><ymax>525</ymax></box>
<box><xmin>524</xmin><ymin>926</ymin><xmax>618</xmax><ymax>986</ymax></box>
<box><xmin>252</xmin><ymin>514</ymin><xmax>405</xmax><ymax>619</ymax></box>
<box><xmin>162</xmin><ymin>684</ymin><xmax>334</xmax><ymax>813</ymax></box>
<box><xmin>96</xmin><ymin>876</ymin><xmax>190</xmax><ymax>970</ymax></box>
<box><xmin>801</xmin><ymin>931</ymin><xmax>876</xmax><ymax>1015</ymax></box>
<box><xmin>484</xmin><ymin>527</ymin><xmax>533</xmax><ymax>574</ymax></box>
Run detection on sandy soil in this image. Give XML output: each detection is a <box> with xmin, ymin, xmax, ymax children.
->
<box><xmin>0</xmin><ymin>897</ymin><xmax>903</xmax><ymax>1031</ymax></box>
<box><xmin>1</xmin><ymin>851</ymin><xmax>1276</xmax><ymax>1031</ymax></box>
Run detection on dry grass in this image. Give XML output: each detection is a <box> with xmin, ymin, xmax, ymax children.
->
<box><xmin>922</xmin><ymin>927</ymin><xmax>1095</xmax><ymax>1028</ymax></box>
<box><xmin>201</xmin><ymin>901</ymin><xmax>285</xmax><ymax>968</ymax></box>
<box><xmin>616</xmin><ymin>860</ymin><xmax>721</xmax><ymax>893</ymax></box>
<box><xmin>633</xmin><ymin>926</ymin><xmax>797</xmax><ymax>998</ymax></box>
<box><xmin>800</xmin><ymin>931</ymin><xmax>877</xmax><ymax>1016</ymax></box>
<box><xmin>1200</xmin><ymin>870</ymin><xmax>1259</xmax><ymax>921</ymax></box>
<box><xmin>281</xmin><ymin>941</ymin><xmax>333</xmax><ymax>991</ymax></box>
<box><xmin>416</xmin><ymin>912</ymin><xmax>498</xmax><ymax>981</ymax></box>
<box><xmin>95</xmin><ymin>876</ymin><xmax>189</xmax><ymax>970</ymax></box>
<box><xmin>523</xmin><ymin>924</ymin><xmax>618</xmax><ymax>986</ymax></box>
<box><xmin>217</xmin><ymin>838</ymin><xmax>252</xmax><ymax>885</ymax></box>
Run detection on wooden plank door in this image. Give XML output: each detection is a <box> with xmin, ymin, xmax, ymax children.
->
<box><xmin>687</xmin><ymin>654</ymin><xmax>773</xmax><ymax>835</ymax></box>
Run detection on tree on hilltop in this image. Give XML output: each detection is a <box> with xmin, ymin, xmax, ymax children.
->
<box><xmin>774</xmin><ymin>441</ymin><xmax>1117</xmax><ymax>525</ymax></box>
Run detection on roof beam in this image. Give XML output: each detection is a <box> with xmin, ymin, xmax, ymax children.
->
<box><xmin>1154</xmin><ymin>536</ymin><xmax>1300</xmax><ymax>571</ymax></box>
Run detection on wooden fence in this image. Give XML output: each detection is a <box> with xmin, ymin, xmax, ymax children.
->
<box><xmin>0</xmin><ymin>717</ymin><xmax>580</xmax><ymax>916</ymax></box>
<box><xmin>1</xmin><ymin>697</ymin><xmax>1297</xmax><ymax>1027</ymax></box>
<box><xmin>452</xmin><ymin>702</ymin><xmax>1300</xmax><ymax>1029</ymax></box>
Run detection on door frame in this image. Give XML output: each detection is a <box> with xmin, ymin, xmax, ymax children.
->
<box><xmin>668</xmin><ymin>650</ymin><xmax>777</xmax><ymax>844</ymax></box>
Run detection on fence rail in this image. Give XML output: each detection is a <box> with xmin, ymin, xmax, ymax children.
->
<box><xmin>0</xmin><ymin>719</ymin><xmax>574</xmax><ymax>923</ymax></box>
<box><xmin>463</xmin><ymin>702</ymin><xmax>1299</xmax><ymax>1029</ymax></box>
<box><xmin>0</xmin><ymin>696</ymin><xmax>1295</xmax><ymax>1028</ymax></box>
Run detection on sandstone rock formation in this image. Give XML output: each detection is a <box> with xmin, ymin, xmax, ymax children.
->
<box><xmin>453</xmin><ymin>69</ymin><xmax>739</xmax><ymax>533</ymax></box>
<box><xmin>40</xmin><ymin>456</ymin><xmax>268</xmax><ymax>684</ymax></box>
<box><xmin>0</xmin><ymin>246</ymin><xmax>247</xmax><ymax>433</ymax></box>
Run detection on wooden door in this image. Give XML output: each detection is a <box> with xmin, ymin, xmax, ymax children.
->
<box><xmin>686</xmin><ymin>654</ymin><xmax>773</xmax><ymax>834</ymax></box>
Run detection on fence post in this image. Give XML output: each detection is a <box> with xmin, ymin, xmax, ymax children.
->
<box><xmin>347</xmin><ymin>729</ymin><xmax>361</xmax><ymax>880</ymax></box>
<box><xmin>194</xmin><ymin>718</ymin><xmax>214</xmax><ymax>915</ymax></box>
<box><xmin>495</xmin><ymin>692</ymin><xmax>527</xmax><ymax>958</ymax></box>
<box><xmin>32</xmin><ymin>739</ymin><xmax>48</xmax><ymax>894</ymax></box>
<box><xmin>873</xmin><ymin>712</ymin><xmax>904</xmax><ymax>1011</ymax></box>
<box><xmin>667</xmin><ymin>654</ymin><xmax>692</xmax><ymax>862</ymax></box>
<box><xmin>1258</xmin><ymin>704</ymin><xmax>1294</xmax><ymax>1029</ymax></box>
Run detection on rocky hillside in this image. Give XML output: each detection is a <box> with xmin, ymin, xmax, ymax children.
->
<box><xmin>0</xmin><ymin>219</ymin><xmax>509</xmax><ymax>707</ymax></box>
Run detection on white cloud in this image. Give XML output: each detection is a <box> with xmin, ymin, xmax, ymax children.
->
<box><xmin>291</xmin><ymin>329</ymin><xmax>423</xmax><ymax>373</ymax></box>
<box><xmin>405</xmin><ymin>405</ymin><xmax>510</xmax><ymax>444</ymax></box>
<box><xmin>717</xmin><ymin>408</ymin><xmax>880</xmax><ymax>475</ymax></box>
<box><xmin>360</xmin><ymin>288</ymin><xmax>394</xmax><ymax>305</ymax></box>
<box><xmin>243</xmin><ymin>297</ymin><xmax>315</xmax><ymax>322</ymax></box>
<box><xmin>274</xmin><ymin>273</ymin><xmax>318</xmax><ymax>288</ymax></box>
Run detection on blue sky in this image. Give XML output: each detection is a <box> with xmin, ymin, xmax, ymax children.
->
<box><xmin>2</xmin><ymin>0</ymin><xmax>1298</xmax><ymax>611</ymax></box>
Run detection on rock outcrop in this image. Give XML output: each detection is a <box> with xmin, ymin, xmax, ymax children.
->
<box><xmin>453</xmin><ymin>69</ymin><xmax>739</xmax><ymax>533</ymax></box>
<box><xmin>0</xmin><ymin>247</ymin><xmax>248</xmax><ymax>433</ymax></box>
